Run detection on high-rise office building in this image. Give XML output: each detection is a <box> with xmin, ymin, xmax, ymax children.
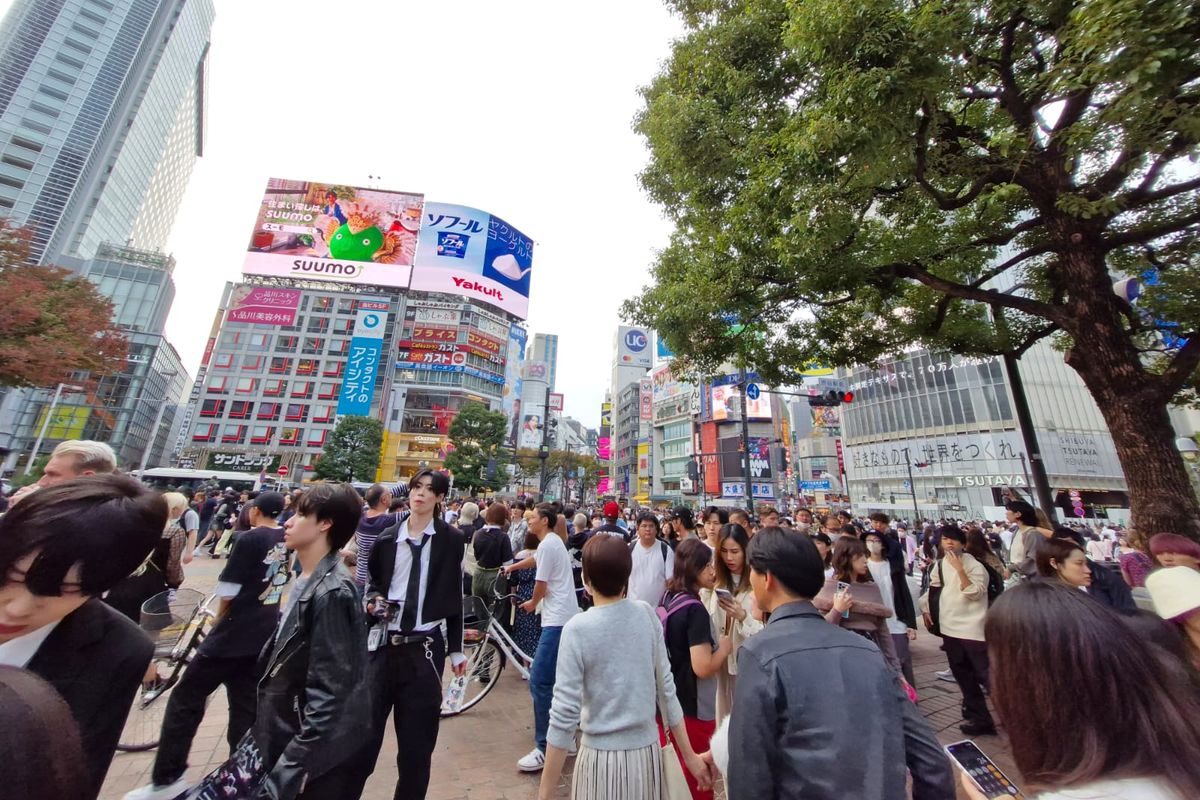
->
<box><xmin>0</xmin><ymin>0</ymin><xmax>213</xmax><ymax>472</ymax></box>
<box><xmin>0</xmin><ymin>0</ymin><xmax>214</xmax><ymax>263</ymax></box>
<box><xmin>529</xmin><ymin>332</ymin><xmax>558</xmax><ymax>392</ymax></box>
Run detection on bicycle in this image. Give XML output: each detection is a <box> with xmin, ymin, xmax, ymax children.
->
<box><xmin>117</xmin><ymin>588</ymin><xmax>218</xmax><ymax>751</ymax></box>
<box><xmin>440</xmin><ymin>578</ymin><xmax>534</xmax><ymax>717</ymax></box>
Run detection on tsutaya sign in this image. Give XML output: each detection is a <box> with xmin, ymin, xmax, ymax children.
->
<box><xmin>954</xmin><ymin>474</ymin><xmax>1028</xmax><ymax>487</ymax></box>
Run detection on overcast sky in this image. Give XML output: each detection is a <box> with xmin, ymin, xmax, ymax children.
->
<box><xmin>3</xmin><ymin>0</ymin><xmax>685</xmax><ymax>426</ymax></box>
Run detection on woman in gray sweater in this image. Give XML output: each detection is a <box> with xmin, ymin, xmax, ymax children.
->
<box><xmin>538</xmin><ymin>536</ymin><xmax>712</xmax><ymax>800</ymax></box>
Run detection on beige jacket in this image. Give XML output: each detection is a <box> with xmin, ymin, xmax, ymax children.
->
<box><xmin>702</xmin><ymin>584</ymin><xmax>763</xmax><ymax>676</ymax></box>
<box><xmin>921</xmin><ymin>552</ymin><xmax>988</xmax><ymax>641</ymax></box>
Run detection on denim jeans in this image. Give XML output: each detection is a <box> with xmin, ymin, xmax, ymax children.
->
<box><xmin>529</xmin><ymin>625</ymin><xmax>563</xmax><ymax>752</ymax></box>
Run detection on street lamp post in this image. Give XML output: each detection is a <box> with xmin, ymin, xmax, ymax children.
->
<box><xmin>902</xmin><ymin>447</ymin><xmax>922</xmax><ymax>526</ymax></box>
<box><xmin>26</xmin><ymin>382</ymin><xmax>85</xmax><ymax>475</ymax></box>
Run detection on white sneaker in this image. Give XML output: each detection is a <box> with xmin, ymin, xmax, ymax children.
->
<box><xmin>123</xmin><ymin>778</ymin><xmax>193</xmax><ymax>800</ymax></box>
<box><xmin>936</xmin><ymin>669</ymin><xmax>955</xmax><ymax>682</ymax></box>
<box><xmin>518</xmin><ymin>747</ymin><xmax>546</xmax><ymax>772</ymax></box>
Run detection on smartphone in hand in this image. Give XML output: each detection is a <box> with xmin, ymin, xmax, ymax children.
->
<box><xmin>944</xmin><ymin>740</ymin><xmax>1024</xmax><ymax>799</ymax></box>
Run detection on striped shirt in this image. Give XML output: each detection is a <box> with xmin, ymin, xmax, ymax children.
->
<box><xmin>354</xmin><ymin>512</ymin><xmax>399</xmax><ymax>586</ymax></box>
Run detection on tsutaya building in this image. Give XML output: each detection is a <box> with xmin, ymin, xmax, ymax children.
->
<box><xmin>837</xmin><ymin>341</ymin><xmax>1131</xmax><ymax>523</ymax></box>
<box><xmin>179</xmin><ymin>179</ymin><xmax>532</xmax><ymax>482</ymax></box>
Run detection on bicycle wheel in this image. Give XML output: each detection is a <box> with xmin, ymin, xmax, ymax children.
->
<box><xmin>441</xmin><ymin>637</ymin><xmax>506</xmax><ymax>718</ymax></box>
<box><xmin>117</xmin><ymin>653</ymin><xmax>186</xmax><ymax>752</ymax></box>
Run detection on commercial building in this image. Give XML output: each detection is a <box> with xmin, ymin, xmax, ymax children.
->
<box><xmin>839</xmin><ymin>342</ymin><xmax>1131</xmax><ymax>523</ymax></box>
<box><xmin>608</xmin><ymin>326</ymin><xmax>652</xmax><ymax>500</ymax></box>
<box><xmin>529</xmin><ymin>332</ymin><xmax>558</xmax><ymax>392</ymax></box>
<box><xmin>648</xmin><ymin>361</ymin><xmax>695</xmax><ymax>507</ymax></box>
<box><xmin>0</xmin><ymin>0</ymin><xmax>214</xmax><ymax>263</ymax></box>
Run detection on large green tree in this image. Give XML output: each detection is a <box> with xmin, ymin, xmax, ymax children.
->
<box><xmin>313</xmin><ymin>416</ymin><xmax>383</xmax><ymax>482</ymax></box>
<box><xmin>443</xmin><ymin>402</ymin><xmax>510</xmax><ymax>494</ymax></box>
<box><xmin>628</xmin><ymin>0</ymin><xmax>1200</xmax><ymax>538</ymax></box>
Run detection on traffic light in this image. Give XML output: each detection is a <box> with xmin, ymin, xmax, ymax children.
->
<box><xmin>686</xmin><ymin>459</ymin><xmax>700</xmax><ymax>481</ymax></box>
<box><xmin>807</xmin><ymin>390</ymin><xmax>854</xmax><ymax>407</ymax></box>
<box><xmin>778</xmin><ymin>447</ymin><xmax>789</xmax><ymax>473</ymax></box>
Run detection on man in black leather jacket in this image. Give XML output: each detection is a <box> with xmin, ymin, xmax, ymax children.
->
<box><xmin>716</xmin><ymin>527</ymin><xmax>956</xmax><ymax>800</ymax></box>
<box><xmin>254</xmin><ymin>483</ymin><xmax>367</xmax><ymax>799</ymax></box>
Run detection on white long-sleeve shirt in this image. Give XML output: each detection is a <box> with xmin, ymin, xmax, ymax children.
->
<box><xmin>922</xmin><ymin>552</ymin><xmax>988</xmax><ymax>641</ymax></box>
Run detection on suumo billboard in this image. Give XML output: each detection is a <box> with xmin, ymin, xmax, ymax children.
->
<box><xmin>616</xmin><ymin>325</ymin><xmax>652</xmax><ymax>368</ymax></box>
<box><xmin>244</xmin><ymin>178</ymin><xmax>423</xmax><ymax>288</ymax></box>
<box><xmin>412</xmin><ymin>202</ymin><xmax>534</xmax><ymax>319</ymax></box>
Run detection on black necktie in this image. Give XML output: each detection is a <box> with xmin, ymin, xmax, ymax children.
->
<box><xmin>400</xmin><ymin>536</ymin><xmax>428</xmax><ymax>632</ymax></box>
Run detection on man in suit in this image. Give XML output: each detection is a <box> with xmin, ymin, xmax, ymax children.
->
<box><xmin>346</xmin><ymin>469</ymin><xmax>467</xmax><ymax>800</ymax></box>
<box><xmin>0</xmin><ymin>474</ymin><xmax>167</xmax><ymax>800</ymax></box>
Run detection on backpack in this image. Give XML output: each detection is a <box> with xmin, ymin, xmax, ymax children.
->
<box><xmin>656</xmin><ymin>591</ymin><xmax>704</xmax><ymax>634</ymax></box>
<box><xmin>982</xmin><ymin>562</ymin><xmax>1004</xmax><ymax>605</ymax></box>
<box><xmin>629</xmin><ymin>539</ymin><xmax>672</xmax><ymax>568</ymax></box>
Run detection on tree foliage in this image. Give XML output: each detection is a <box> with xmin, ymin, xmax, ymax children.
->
<box><xmin>511</xmin><ymin>448</ymin><xmax>600</xmax><ymax>501</ymax></box>
<box><xmin>444</xmin><ymin>402</ymin><xmax>510</xmax><ymax>494</ymax></box>
<box><xmin>628</xmin><ymin>0</ymin><xmax>1200</xmax><ymax>536</ymax></box>
<box><xmin>313</xmin><ymin>416</ymin><xmax>383</xmax><ymax>482</ymax></box>
<box><xmin>0</xmin><ymin>219</ymin><xmax>127</xmax><ymax>388</ymax></box>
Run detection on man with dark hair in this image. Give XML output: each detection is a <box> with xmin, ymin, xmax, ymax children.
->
<box><xmin>717</xmin><ymin>527</ymin><xmax>954</xmax><ymax>800</ymax></box>
<box><xmin>728</xmin><ymin>508</ymin><xmax>753</xmax><ymax>536</ymax></box>
<box><xmin>347</xmin><ymin>469</ymin><xmax>466</xmax><ymax>800</ymax></box>
<box><xmin>252</xmin><ymin>483</ymin><xmax>367</xmax><ymax>798</ymax></box>
<box><xmin>127</xmin><ymin>491</ymin><xmax>291</xmax><ymax>800</ymax></box>
<box><xmin>0</xmin><ymin>475</ymin><xmax>166</xmax><ymax>800</ymax></box>
<box><xmin>503</xmin><ymin>502</ymin><xmax>579</xmax><ymax>772</ymax></box>
<box><xmin>795</xmin><ymin>507</ymin><xmax>814</xmax><ymax>533</ymax></box>
<box><xmin>701</xmin><ymin>505</ymin><xmax>730</xmax><ymax>548</ymax></box>
<box><xmin>670</xmin><ymin>505</ymin><xmax>700</xmax><ymax>546</ymax></box>
<box><xmin>758</xmin><ymin>505</ymin><xmax>780</xmax><ymax>528</ymax></box>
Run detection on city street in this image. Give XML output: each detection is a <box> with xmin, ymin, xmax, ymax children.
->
<box><xmin>100</xmin><ymin>561</ymin><xmax>1016</xmax><ymax>800</ymax></box>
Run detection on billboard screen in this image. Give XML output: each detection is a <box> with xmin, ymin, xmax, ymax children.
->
<box><xmin>337</xmin><ymin>299</ymin><xmax>388</xmax><ymax>417</ymax></box>
<box><xmin>412</xmin><ymin>202</ymin><xmax>534</xmax><ymax>319</ymax></box>
<box><xmin>502</xmin><ymin>324</ymin><xmax>527</xmax><ymax>443</ymax></box>
<box><xmin>719</xmin><ymin>436</ymin><xmax>774</xmax><ymax>481</ymax></box>
<box><xmin>711</xmin><ymin>383</ymin><xmax>773</xmax><ymax>421</ymax></box>
<box><xmin>244</xmin><ymin>178</ymin><xmax>423</xmax><ymax>288</ymax></box>
<box><xmin>519</xmin><ymin>414</ymin><xmax>544</xmax><ymax>449</ymax></box>
<box><xmin>226</xmin><ymin>286</ymin><xmax>300</xmax><ymax>326</ymax></box>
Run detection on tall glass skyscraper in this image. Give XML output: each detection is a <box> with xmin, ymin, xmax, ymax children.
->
<box><xmin>0</xmin><ymin>0</ymin><xmax>214</xmax><ymax>264</ymax></box>
<box><xmin>0</xmin><ymin>0</ymin><xmax>213</xmax><ymax>473</ymax></box>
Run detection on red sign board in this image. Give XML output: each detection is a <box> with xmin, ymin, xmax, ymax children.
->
<box><xmin>835</xmin><ymin>439</ymin><xmax>845</xmax><ymax>475</ymax></box>
<box><xmin>277</xmin><ymin>465</ymin><xmax>289</xmax><ymax>477</ymax></box>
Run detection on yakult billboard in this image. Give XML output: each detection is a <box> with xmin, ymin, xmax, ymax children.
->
<box><xmin>243</xmin><ymin>178</ymin><xmax>423</xmax><ymax>288</ymax></box>
<box><xmin>412</xmin><ymin>202</ymin><xmax>534</xmax><ymax>319</ymax></box>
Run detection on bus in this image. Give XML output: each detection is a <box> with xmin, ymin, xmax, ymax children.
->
<box><xmin>129</xmin><ymin>467</ymin><xmax>284</xmax><ymax>493</ymax></box>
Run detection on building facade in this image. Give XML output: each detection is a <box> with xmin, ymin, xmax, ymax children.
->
<box><xmin>839</xmin><ymin>343</ymin><xmax>1130</xmax><ymax>523</ymax></box>
<box><xmin>529</xmin><ymin>332</ymin><xmax>558</xmax><ymax>393</ymax></box>
<box><xmin>0</xmin><ymin>0</ymin><xmax>214</xmax><ymax>263</ymax></box>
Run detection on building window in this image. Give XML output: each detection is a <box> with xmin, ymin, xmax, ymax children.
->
<box><xmin>307</xmin><ymin>428</ymin><xmax>328</xmax><ymax>447</ymax></box>
<box><xmin>280</xmin><ymin>427</ymin><xmax>303</xmax><ymax>445</ymax></box>
<box><xmin>192</xmin><ymin>423</ymin><xmax>217</xmax><ymax>442</ymax></box>
<box><xmin>235</xmin><ymin>378</ymin><xmax>257</xmax><ymax>394</ymax></box>
<box><xmin>229</xmin><ymin>401</ymin><xmax>253</xmax><ymax>419</ymax></box>
<box><xmin>313</xmin><ymin>405</ymin><xmax>336</xmax><ymax>423</ymax></box>
<box><xmin>322</xmin><ymin>360</ymin><xmax>345</xmax><ymax>377</ymax></box>
<box><xmin>221</xmin><ymin>424</ymin><xmax>247</xmax><ymax>444</ymax></box>
<box><xmin>327</xmin><ymin>339</ymin><xmax>349</xmax><ymax>356</ymax></box>
<box><xmin>207</xmin><ymin>376</ymin><xmax>229</xmax><ymax>394</ymax></box>
<box><xmin>263</xmin><ymin>379</ymin><xmax>287</xmax><ymax>397</ymax></box>
<box><xmin>306</xmin><ymin>316</ymin><xmax>329</xmax><ymax>333</ymax></box>
<box><xmin>337</xmin><ymin>298</ymin><xmax>355</xmax><ymax>314</ymax></box>
<box><xmin>270</xmin><ymin>357</ymin><xmax>292</xmax><ymax>374</ymax></box>
<box><xmin>291</xmin><ymin>381</ymin><xmax>313</xmax><ymax>399</ymax></box>
<box><xmin>333</xmin><ymin>318</ymin><xmax>353</xmax><ymax>335</ymax></box>
<box><xmin>302</xmin><ymin>337</ymin><xmax>324</xmax><ymax>355</ymax></box>
<box><xmin>297</xmin><ymin>359</ymin><xmax>318</xmax><ymax>376</ymax></box>
<box><xmin>318</xmin><ymin>382</ymin><xmax>339</xmax><ymax>399</ymax></box>
<box><xmin>241</xmin><ymin>355</ymin><xmax>263</xmax><ymax>371</ymax></box>
<box><xmin>277</xmin><ymin>335</ymin><xmax>298</xmax><ymax>352</ymax></box>
<box><xmin>285</xmin><ymin>403</ymin><xmax>309</xmax><ymax>422</ymax></box>
<box><xmin>312</xmin><ymin>296</ymin><xmax>334</xmax><ymax>312</ymax></box>
<box><xmin>257</xmin><ymin>402</ymin><xmax>280</xmax><ymax>420</ymax></box>
<box><xmin>247</xmin><ymin>333</ymin><xmax>270</xmax><ymax>351</ymax></box>
<box><xmin>199</xmin><ymin>399</ymin><xmax>225</xmax><ymax>417</ymax></box>
<box><xmin>213</xmin><ymin>352</ymin><xmax>234</xmax><ymax>369</ymax></box>
<box><xmin>251</xmin><ymin>426</ymin><xmax>275</xmax><ymax>445</ymax></box>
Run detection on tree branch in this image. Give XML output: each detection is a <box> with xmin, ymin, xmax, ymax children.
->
<box><xmin>1158</xmin><ymin>335</ymin><xmax>1200</xmax><ymax>398</ymax></box>
<box><xmin>1105</xmin><ymin>207</ymin><xmax>1200</xmax><ymax>249</ymax></box>
<box><xmin>1012</xmin><ymin>322</ymin><xmax>1059</xmax><ymax>357</ymax></box>
<box><xmin>888</xmin><ymin>261</ymin><xmax>1065</xmax><ymax>323</ymax></box>
<box><xmin>1122</xmin><ymin>175</ymin><xmax>1200</xmax><ymax>210</ymax></box>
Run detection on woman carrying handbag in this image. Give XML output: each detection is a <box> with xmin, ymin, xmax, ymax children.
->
<box><xmin>538</xmin><ymin>536</ymin><xmax>711</xmax><ymax>800</ymax></box>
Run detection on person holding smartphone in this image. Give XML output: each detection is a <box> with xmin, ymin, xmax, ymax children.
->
<box><xmin>704</xmin><ymin>523</ymin><xmax>762</xmax><ymax>723</ymax></box>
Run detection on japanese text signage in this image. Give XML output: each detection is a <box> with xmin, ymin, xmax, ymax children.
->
<box><xmin>722</xmin><ymin>482</ymin><xmax>775</xmax><ymax>499</ymax></box>
<box><xmin>226</xmin><ymin>286</ymin><xmax>301</xmax><ymax>326</ymax></box>
<box><xmin>412</xmin><ymin>201</ymin><xmax>534</xmax><ymax>319</ymax></box>
<box><xmin>845</xmin><ymin>431</ymin><xmax>1025</xmax><ymax>481</ymax></box>
<box><xmin>337</xmin><ymin>299</ymin><xmax>388</xmax><ymax>417</ymax></box>
<box><xmin>244</xmin><ymin>178</ymin><xmax>422</xmax><ymax>288</ymax></box>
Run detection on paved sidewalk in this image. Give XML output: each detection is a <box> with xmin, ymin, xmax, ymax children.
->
<box><xmin>101</xmin><ymin>562</ymin><xmax>1016</xmax><ymax>799</ymax></box>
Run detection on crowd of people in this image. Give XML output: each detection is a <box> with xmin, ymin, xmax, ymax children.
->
<box><xmin>2</xmin><ymin>440</ymin><xmax>1199</xmax><ymax>800</ymax></box>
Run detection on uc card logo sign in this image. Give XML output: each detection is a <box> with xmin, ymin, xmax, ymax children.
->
<box><xmin>624</xmin><ymin>330</ymin><xmax>648</xmax><ymax>352</ymax></box>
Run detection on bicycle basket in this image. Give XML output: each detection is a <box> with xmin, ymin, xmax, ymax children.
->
<box><xmin>139</xmin><ymin>588</ymin><xmax>204</xmax><ymax>648</ymax></box>
<box><xmin>462</xmin><ymin>594</ymin><xmax>492</xmax><ymax>627</ymax></box>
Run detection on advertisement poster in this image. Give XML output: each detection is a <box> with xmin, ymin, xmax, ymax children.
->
<box><xmin>502</xmin><ymin>324</ymin><xmax>527</xmax><ymax>442</ymax></box>
<box><xmin>244</xmin><ymin>178</ymin><xmax>423</xmax><ymax>288</ymax></box>
<box><xmin>519</xmin><ymin>414</ymin><xmax>544</xmax><ymax>449</ymax></box>
<box><xmin>639</xmin><ymin>378</ymin><xmax>653</xmax><ymax>420</ymax></box>
<box><xmin>337</xmin><ymin>299</ymin><xmax>388</xmax><ymax>416</ymax></box>
<box><xmin>615</xmin><ymin>326</ymin><xmax>652</xmax><ymax>368</ymax></box>
<box><xmin>412</xmin><ymin>201</ymin><xmax>534</xmax><ymax>319</ymax></box>
<box><xmin>226</xmin><ymin>286</ymin><xmax>301</xmax><ymax>325</ymax></box>
<box><xmin>711</xmin><ymin>383</ymin><xmax>773</xmax><ymax>421</ymax></box>
<box><xmin>719</xmin><ymin>436</ymin><xmax>773</xmax><ymax>480</ymax></box>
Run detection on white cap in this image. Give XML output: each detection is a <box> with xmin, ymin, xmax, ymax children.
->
<box><xmin>1146</xmin><ymin>566</ymin><xmax>1200</xmax><ymax>621</ymax></box>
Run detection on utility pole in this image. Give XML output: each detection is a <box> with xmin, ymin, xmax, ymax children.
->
<box><xmin>738</xmin><ymin>368</ymin><xmax>754</xmax><ymax>515</ymax></box>
<box><xmin>903</xmin><ymin>448</ymin><xmax>921</xmax><ymax>526</ymax></box>
<box><xmin>537</xmin><ymin>386</ymin><xmax>552</xmax><ymax>500</ymax></box>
